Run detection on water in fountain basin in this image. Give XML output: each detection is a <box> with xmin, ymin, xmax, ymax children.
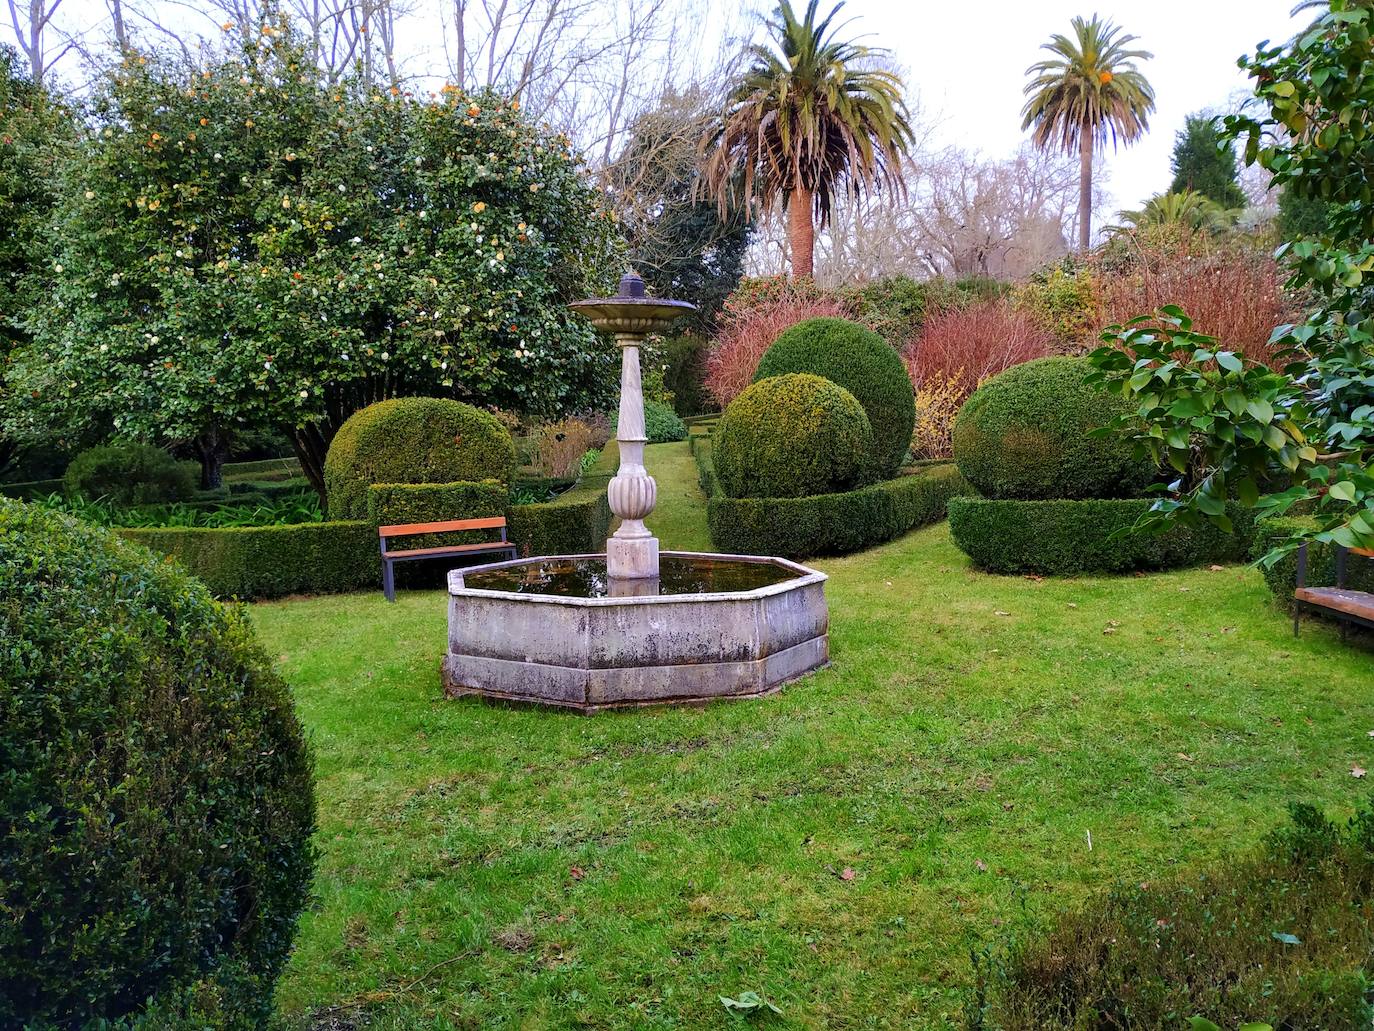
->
<box><xmin>460</xmin><ymin>555</ymin><xmax>797</xmax><ymax>598</ymax></box>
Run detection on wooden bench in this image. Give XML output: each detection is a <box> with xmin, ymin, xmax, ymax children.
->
<box><xmin>378</xmin><ymin>517</ymin><xmax>516</xmax><ymax>602</ymax></box>
<box><xmin>1294</xmin><ymin>543</ymin><xmax>1374</xmax><ymax>639</ymax></box>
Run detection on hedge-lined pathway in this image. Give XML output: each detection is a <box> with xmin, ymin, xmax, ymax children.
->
<box><xmin>252</xmin><ymin>445</ymin><xmax>1374</xmax><ymax>1030</ymax></box>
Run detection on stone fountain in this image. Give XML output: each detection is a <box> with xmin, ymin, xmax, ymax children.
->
<box><xmin>441</xmin><ymin>273</ymin><xmax>830</xmax><ymax>712</ymax></box>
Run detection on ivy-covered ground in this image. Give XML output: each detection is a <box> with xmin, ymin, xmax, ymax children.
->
<box><xmin>251</xmin><ymin>441</ymin><xmax>1374</xmax><ymax>1030</ymax></box>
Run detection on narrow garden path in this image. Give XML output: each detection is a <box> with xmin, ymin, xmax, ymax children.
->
<box><xmin>252</xmin><ymin>446</ymin><xmax>1374</xmax><ymax>1030</ymax></box>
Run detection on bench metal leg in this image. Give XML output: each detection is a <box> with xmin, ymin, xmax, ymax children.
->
<box><xmin>383</xmin><ymin>559</ymin><xmax>396</xmax><ymax>603</ymax></box>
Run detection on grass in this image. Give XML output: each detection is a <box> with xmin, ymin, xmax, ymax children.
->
<box><xmin>249</xmin><ymin>442</ymin><xmax>1374</xmax><ymax>1029</ymax></box>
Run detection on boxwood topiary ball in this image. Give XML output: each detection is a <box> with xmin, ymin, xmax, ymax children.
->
<box><xmin>0</xmin><ymin>499</ymin><xmax>315</xmax><ymax>1028</ymax></box>
<box><xmin>714</xmin><ymin>373</ymin><xmax>875</xmax><ymax>499</ymax></box>
<box><xmin>952</xmin><ymin>356</ymin><xmax>1155</xmax><ymax>500</ymax></box>
<box><xmin>754</xmin><ymin>317</ymin><xmax>914</xmax><ymax>477</ymax></box>
<box><xmin>324</xmin><ymin>396</ymin><xmax>517</xmax><ymax>519</ymax></box>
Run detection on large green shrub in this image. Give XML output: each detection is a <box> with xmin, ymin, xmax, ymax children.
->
<box><xmin>324</xmin><ymin>397</ymin><xmax>517</xmax><ymax>519</ymax></box>
<box><xmin>754</xmin><ymin>316</ymin><xmax>915</xmax><ymax>477</ymax></box>
<box><xmin>953</xmin><ymin>356</ymin><xmax>1154</xmax><ymax>500</ymax></box>
<box><xmin>981</xmin><ymin>798</ymin><xmax>1374</xmax><ymax>1030</ymax></box>
<box><xmin>0</xmin><ymin>499</ymin><xmax>315</xmax><ymax>1027</ymax></box>
<box><xmin>714</xmin><ymin>373</ymin><xmax>875</xmax><ymax>500</ymax></box>
<box><xmin>947</xmin><ymin>496</ymin><xmax>1255</xmax><ymax>575</ymax></box>
<box><xmin>63</xmin><ymin>443</ymin><xmax>199</xmax><ymax>506</ymax></box>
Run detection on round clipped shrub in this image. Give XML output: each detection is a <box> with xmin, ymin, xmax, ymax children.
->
<box><xmin>952</xmin><ymin>356</ymin><xmax>1154</xmax><ymax>500</ymax></box>
<box><xmin>324</xmin><ymin>396</ymin><xmax>517</xmax><ymax>518</ymax></box>
<box><xmin>611</xmin><ymin>399</ymin><xmax>688</xmax><ymax>444</ymax></box>
<box><xmin>63</xmin><ymin>443</ymin><xmax>199</xmax><ymax>505</ymax></box>
<box><xmin>754</xmin><ymin>317</ymin><xmax>914</xmax><ymax>477</ymax></box>
<box><xmin>714</xmin><ymin>373</ymin><xmax>875</xmax><ymax>499</ymax></box>
<box><xmin>0</xmin><ymin>499</ymin><xmax>315</xmax><ymax>1028</ymax></box>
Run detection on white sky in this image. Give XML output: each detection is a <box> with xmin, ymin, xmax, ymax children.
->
<box><xmin>845</xmin><ymin>0</ymin><xmax>1306</xmax><ymax>215</ymax></box>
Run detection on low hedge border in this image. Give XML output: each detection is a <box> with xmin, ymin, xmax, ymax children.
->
<box><xmin>119</xmin><ymin>454</ymin><xmax>615</xmax><ymax>599</ymax></box>
<box><xmin>119</xmin><ymin>521</ymin><xmax>377</xmax><ymax>598</ymax></box>
<box><xmin>947</xmin><ymin>496</ymin><xmax>1258</xmax><ymax>575</ymax></box>
<box><xmin>704</xmin><ymin>452</ymin><xmax>971</xmax><ymax>558</ymax></box>
<box><xmin>1251</xmin><ymin>516</ymin><xmax>1374</xmax><ymax>610</ymax></box>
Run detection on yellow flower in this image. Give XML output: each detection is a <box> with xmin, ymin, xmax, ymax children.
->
<box><xmin>281</xmin><ymin>196</ymin><xmax>291</xmax><ymax>209</ymax></box>
<box><xmin>472</xmin><ymin>201</ymin><xmax>486</xmax><ymax>213</ymax></box>
<box><xmin>245</xmin><ymin>118</ymin><xmax>255</xmax><ymax>128</ymax></box>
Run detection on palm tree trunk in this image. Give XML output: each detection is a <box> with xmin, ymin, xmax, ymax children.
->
<box><xmin>788</xmin><ymin>187</ymin><xmax>816</xmax><ymax>278</ymax></box>
<box><xmin>1078</xmin><ymin>132</ymin><xmax>1093</xmax><ymax>252</ymax></box>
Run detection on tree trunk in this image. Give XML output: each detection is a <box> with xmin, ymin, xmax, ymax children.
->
<box><xmin>1078</xmin><ymin>131</ymin><xmax>1093</xmax><ymax>252</ymax></box>
<box><xmin>289</xmin><ymin>423</ymin><xmax>331</xmax><ymax>511</ymax></box>
<box><xmin>194</xmin><ymin>426</ymin><xmax>230</xmax><ymax>491</ymax></box>
<box><xmin>788</xmin><ymin>187</ymin><xmax>815</xmax><ymax>278</ymax></box>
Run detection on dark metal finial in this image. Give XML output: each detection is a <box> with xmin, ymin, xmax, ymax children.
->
<box><xmin>618</xmin><ymin>271</ymin><xmax>647</xmax><ymax>299</ymax></box>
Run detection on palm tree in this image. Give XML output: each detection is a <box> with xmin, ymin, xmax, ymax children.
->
<box><xmin>1110</xmin><ymin>189</ymin><xmax>1236</xmax><ymax>236</ymax></box>
<box><xmin>701</xmin><ymin>0</ymin><xmax>913</xmax><ymax>278</ymax></box>
<box><xmin>1021</xmin><ymin>15</ymin><xmax>1155</xmax><ymax>251</ymax></box>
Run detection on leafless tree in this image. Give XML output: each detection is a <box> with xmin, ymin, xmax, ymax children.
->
<box><xmin>6</xmin><ymin>0</ymin><xmax>75</xmax><ymax>83</ymax></box>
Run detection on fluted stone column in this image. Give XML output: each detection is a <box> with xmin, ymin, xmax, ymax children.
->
<box><xmin>606</xmin><ymin>331</ymin><xmax>659</xmax><ymax>579</ymax></box>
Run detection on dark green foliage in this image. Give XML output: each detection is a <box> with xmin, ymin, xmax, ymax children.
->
<box><xmin>324</xmin><ymin>397</ymin><xmax>517</xmax><ymax>519</ymax></box>
<box><xmin>1169</xmin><ymin>113</ymin><xmax>1246</xmax><ymax>209</ymax></box>
<box><xmin>705</xmin><ymin>459</ymin><xmax>970</xmax><ymax>559</ymax></box>
<box><xmin>1252</xmin><ymin>516</ymin><xmax>1374</xmax><ymax>608</ymax></box>
<box><xmin>63</xmin><ymin>443</ymin><xmax>199</xmax><ymax>506</ymax></box>
<box><xmin>367</xmin><ymin>480</ymin><xmax>509</xmax><ymax>527</ymax></box>
<box><xmin>1277</xmin><ymin>187</ymin><xmax>1332</xmax><ymax>242</ymax></box>
<box><xmin>0</xmin><ymin>499</ymin><xmax>315</xmax><ymax>1027</ymax></box>
<box><xmin>505</xmin><ymin>462</ymin><xmax>612</xmax><ymax>557</ymax></box>
<box><xmin>715</xmin><ymin>373</ymin><xmax>875</xmax><ymax>499</ymax></box>
<box><xmin>947</xmin><ymin>496</ymin><xmax>1256</xmax><ymax>575</ymax></box>
<box><xmin>954</xmin><ymin>357</ymin><xmax>1154</xmax><ymax>500</ymax></box>
<box><xmin>612</xmin><ymin>399</ymin><xmax>688</xmax><ymax>444</ymax></box>
<box><xmin>755</xmin><ymin>316</ymin><xmax>915</xmax><ymax>477</ymax></box>
<box><xmin>660</xmin><ymin>333</ymin><xmax>716</xmax><ymax>416</ymax></box>
<box><xmin>980</xmin><ymin>797</ymin><xmax>1374</xmax><ymax>1030</ymax></box>
<box><xmin>841</xmin><ymin>276</ymin><xmax>932</xmax><ymax>346</ymax></box>
<box><xmin>120</xmin><ymin>521</ymin><xmax>378</xmax><ymax>599</ymax></box>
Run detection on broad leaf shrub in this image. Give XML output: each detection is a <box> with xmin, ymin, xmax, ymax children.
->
<box><xmin>63</xmin><ymin>443</ymin><xmax>198</xmax><ymax>506</ymax></box>
<box><xmin>0</xmin><ymin>499</ymin><xmax>315</xmax><ymax>1027</ymax></box>
<box><xmin>755</xmin><ymin>317</ymin><xmax>915</xmax><ymax>477</ymax></box>
<box><xmin>324</xmin><ymin>397</ymin><xmax>517</xmax><ymax>519</ymax></box>
<box><xmin>1010</xmin><ymin>262</ymin><xmax>1100</xmax><ymax>348</ymax></box>
<box><xmin>947</xmin><ymin>497</ymin><xmax>1256</xmax><ymax>575</ymax></box>
<box><xmin>953</xmin><ymin>357</ymin><xmax>1154</xmax><ymax>501</ymax></box>
<box><xmin>659</xmin><ymin>333</ymin><xmax>715</xmax><ymax>417</ymax></box>
<box><xmin>714</xmin><ymin>373</ymin><xmax>874</xmax><ymax>500</ymax></box>
<box><xmin>974</xmin><ymin>798</ymin><xmax>1374</xmax><ymax>1030</ymax></box>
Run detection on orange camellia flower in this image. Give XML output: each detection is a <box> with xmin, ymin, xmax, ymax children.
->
<box><xmin>199</xmin><ymin>117</ymin><xmax>208</xmax><ymax>126</ymax></box>
<box><xmin>1099</xmin><ymin>70</ymin><xmax>1113</xmax><ymax>84</ymax></box>
<box><xmin>510</xmin><ymin>100</ymin><xmax>519</xmax><ymax>111</ymax></box>
<box><xmin>472</xmin><ymin>201</ymin><xmax>487</xmax><ymax>213</ymax></box>
<box><xmin>467</xmin><ymin>104</ymin><xmax>481</xmax><ymax>117</ymax></box>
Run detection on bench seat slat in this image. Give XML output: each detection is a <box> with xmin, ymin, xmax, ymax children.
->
<box><xmin>386</xmin><ymin>542</ymin><xmax>514</xmax><ymax>560</ymax></box>
<box><xmin>379</xmin><ymin>516</ymin><xmax>506</xmax><ymax>537</ymax></box>
<box><xmin>1295</xmin><ymin>586</ymin><xmax>1374</xmax><ymax>620</ymax></box>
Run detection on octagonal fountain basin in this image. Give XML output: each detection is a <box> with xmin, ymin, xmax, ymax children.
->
<box><xmin>442</xmin><ymin>552</ymin><xmax>829</xmax><ymax>712</ymax></box>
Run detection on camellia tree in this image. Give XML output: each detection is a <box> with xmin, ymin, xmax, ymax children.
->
<box><xmin>7</xmin><ymin>20</ymin><xmax>621</xmax><ymax>494</ymax></box>
<box><xmin>1086</xmin><ymin>0</ymin><xmax>1374</xmax><ymax>558</ymax></box>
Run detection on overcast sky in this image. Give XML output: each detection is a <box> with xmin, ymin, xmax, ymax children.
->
<box><xmin>848</xmin><ymin>0</ymin><xmax>1306</xmax><ymax>215</ymax></box>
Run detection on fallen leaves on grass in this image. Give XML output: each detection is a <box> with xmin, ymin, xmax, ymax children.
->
<box><xmin>1353</xmin><ymin>766</ymin><xmax>1367</xmax><ymax>779</ymax></box>
<box><xmin>720</xmin><ymin>991</ymin><xmax>782</xmax><ymax>1015</ymax></box>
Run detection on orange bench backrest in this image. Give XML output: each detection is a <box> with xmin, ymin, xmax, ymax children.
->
<box><xmin>379</xmin><ymin>516</ymin><xmax>506</xmax><ymax>538</ymax></box>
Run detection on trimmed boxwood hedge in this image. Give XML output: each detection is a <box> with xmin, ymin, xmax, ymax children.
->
<box><xmin>947</xmin><ymin>496</ymin><xmax>1257</xmax><ymax>575</ymax></box>
<box><xmin>1</xmin><ymin>500</ymin><xmax>315</xmax><ymax>1028</ymax></box>
<box><xmin>507</xmin><ymin>460</ymin><xmax>613</xmax><ymax>557</ymax></box>
<box><xmin>714</xmin><ymin>373</ymin><xmax>875</xmax><ymax>499</ymax></box>
<box><xmin>324</xmin><ymin>397</ymin><xmax>517</xmax><ymax>519</ymax></box>
<box><xmin>1251</xmin><ymin>517</ymin><xmax>1374</xmax><ymax>610</ymax></box>
<box><xmin>952</xmin><ymin>356</ymin><xmax>1154</xmax><ymax>501</ymax></box>
<box><xmin>755</xmin><ymin>316</ymin><xmax>915</xmax><ymax>477</ymax></box>
<box><xmin>702</xmin><ymin>441</ymin><xmax>970</xmax><ymax>558</ymax></box>
<box><xmin>120</xmin><ymin>521</ymin><xmax>378</xmax><ymax>598</ymax></box>
<box><xmin>367</xmin><ymin>480</ymin><xmax>508</xmax><ymax>527</ymax></box>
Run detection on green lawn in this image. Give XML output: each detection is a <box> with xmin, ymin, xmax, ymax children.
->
<box><xmin>251</xmin><ymin>442</ymin><xmax>1374</xmax><ymax>1029</ymax></box>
